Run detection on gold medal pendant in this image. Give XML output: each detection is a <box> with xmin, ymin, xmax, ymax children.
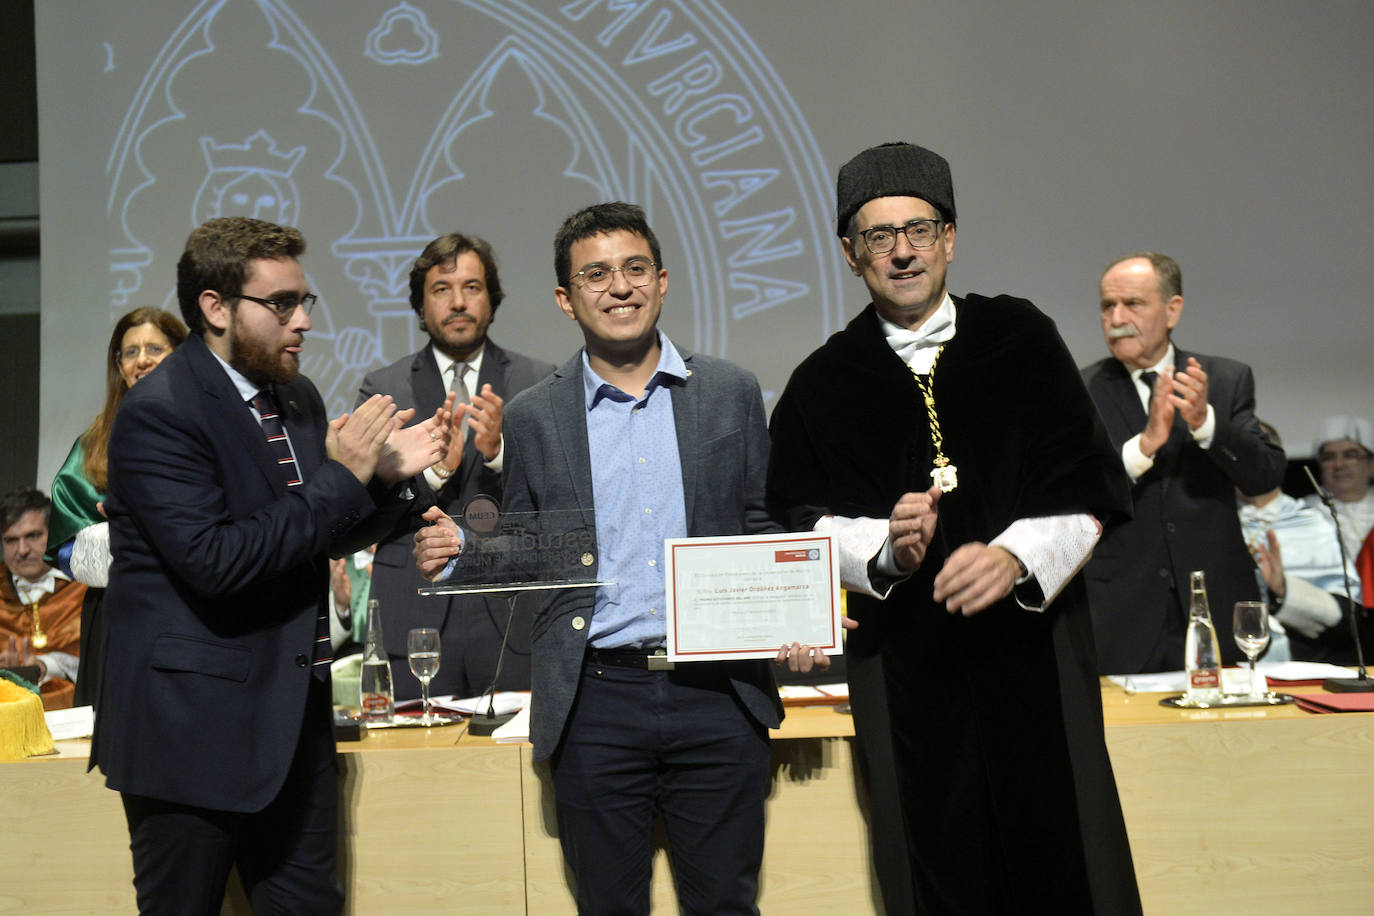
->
<box><xmin>29</xmin><ymin>602</ymin><xmax>47</xmax><ymax>649</ymax></box>
<box><xmin>931</xmin><ymin>462</ymin><xmax>958</xmax><ymax>492</ymax></box>
<box><xmin>912</xmin><ymin>347</ymin><xmax>958</xmax><ymax>492</ymax></box>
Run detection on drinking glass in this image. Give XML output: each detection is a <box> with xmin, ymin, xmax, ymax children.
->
<box><xmin>407</xmin><ymin>627</ymin><xmax>441</xmax><ymax>725</ymax></box>
<box><xmin>1232</xmin><ymin>601</ymin><xmax>1269</xmax><ymax>699</ymax></box>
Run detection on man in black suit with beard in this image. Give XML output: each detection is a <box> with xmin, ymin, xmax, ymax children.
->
<box><xmin>94</xmin><ymin>216</ymin><xmax>447</xmax><ymax>913</ymax></box>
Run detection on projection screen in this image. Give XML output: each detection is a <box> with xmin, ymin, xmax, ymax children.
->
<box><xmin>35</xmin><ymin>0</ymin><xmax>1374</xmax><ymax>487</ymax></box>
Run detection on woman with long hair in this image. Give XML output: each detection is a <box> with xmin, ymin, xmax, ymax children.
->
<box><xmin>49</xmin><ymin>306</ymin><xmax>187</xmax><ymax>705</ymax></box>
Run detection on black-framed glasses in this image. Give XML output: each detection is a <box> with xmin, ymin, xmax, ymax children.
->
<box><xmin>237</xmin><ymin>292</ymin><xmax>318</xmax><ymax>323</ymax></box>
<box><xmin>856</xmin><ymin>219</ymin><xmax>944</xmax><ymax>255</ymax></box>
<box><xmin>569</xmin><ymin>258</ymin><xmax>657</xmax><ymax>293</ymax></box>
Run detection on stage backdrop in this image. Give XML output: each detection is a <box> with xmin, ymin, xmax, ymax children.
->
<box><xmin>36</xmin><ymin>0</ymin><xmax>1374</xmax><ymax>486</ymax></box>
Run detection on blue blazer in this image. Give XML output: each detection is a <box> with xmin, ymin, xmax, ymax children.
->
<box><xmin>501</xmin><ymin>344</ymin><xmax>784</xmax><ymax>761</ymax></box>
<box><xmin>92</xmin><ymin>334</ymin><xmax>407</xmax><ymax>811</ymax></box>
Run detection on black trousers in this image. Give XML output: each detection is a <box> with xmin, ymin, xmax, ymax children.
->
<box><xmin>120</xmin><ymin>677</ymin><xmax>342</xmax><ymax>915</ymax></box>
<box><xmin>551</xmin><ymin>657</ymin><xmax>771</xmax><ymax>915</ymax></box>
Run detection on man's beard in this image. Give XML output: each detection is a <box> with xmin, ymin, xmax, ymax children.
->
<box><xmin>230</xmin><ymin>324</ymin><xmax>299</xmax><ymax>386</ymax></box>
<box><xmin>426</xmin><ymin>314</ymin><xmax>488</xmax><ymax>362</ymax></box>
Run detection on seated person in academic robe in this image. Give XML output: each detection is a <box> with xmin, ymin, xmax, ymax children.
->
<box><xmin>0</xmin><ymin>487</ymin><xmax>87</xmax><ymax>710</ymax></box>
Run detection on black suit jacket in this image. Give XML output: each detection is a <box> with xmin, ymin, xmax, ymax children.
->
<box><xmin>92</xmin><ymin>335</ymin><xmax>406</xmax><ymax>811</ymax></box>
<box><xmin>1081</xmin><ymin>348</ymin><xmax>1285</xmax><ymax>673</ymax></box>
<box><xmin>357</xmin><ymin>340</ymin><xmax>553</xmax><ymax>665</ymax></box>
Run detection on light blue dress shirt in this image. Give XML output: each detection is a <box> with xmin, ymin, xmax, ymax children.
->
<box><xmin>583</xmin><ymin>333</ymin><xmax>688</xmax><ymax>649</ymax></box>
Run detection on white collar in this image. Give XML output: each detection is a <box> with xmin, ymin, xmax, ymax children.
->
<box><xmin>11</xmin><ymin>567</ymin><xmax>69</xmax><ymax>603</ymax></box>
<box><xmin>1130</xmin><ymin>343</ymin><xmax>1176</xmax><ymax>383</ymax></box>
<box><xmin>432</xmin><ymin>342</ymin><xmax>485</xmax><ymax>383</ymax></box>
<box><xmin>880</xmin><ymin>294</ymin><xmax>957</xmax><ymax>369</ymax></box>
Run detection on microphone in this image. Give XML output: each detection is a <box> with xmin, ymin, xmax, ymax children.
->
<box><xmin>466</xmin><ymin>593</ymin><xmax>521</xmax><ymax>736</ymax></box>
<box><xmin>1303</xmin><ymin>465</ymin><xmax>1373</xmax><ymax>692</ymax></box>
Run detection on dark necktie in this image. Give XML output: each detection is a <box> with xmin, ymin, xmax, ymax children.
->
<box><xmin>1138</xmin><ymin>370</ymin><xmax>1158</xmax><ymax>410</ymax></box>
<box><xmin>251</xmin><ymin>390</ymin><xmax>331</xmax><ymax>678</ymax></box>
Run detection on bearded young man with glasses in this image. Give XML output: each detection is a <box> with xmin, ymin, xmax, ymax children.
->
<box><xmin>92</xmin><ymin>216</ymin><xmax>452</xmax><ymax>914</ymax></box>
<box><xmin>766</xmin><ymin>142</ymin><xmax>1141</xmax><ymax>914</ymax></box>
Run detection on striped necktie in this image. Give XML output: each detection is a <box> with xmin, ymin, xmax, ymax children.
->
<box><xmin>251</xmin><ymin>390</ymin><xmax>331</xmax><ymax>677</ymax></box>
<box><xmin>251</xmin><ymin>389</ymin><xmax>303</xmax><ymax>488</ymax></box>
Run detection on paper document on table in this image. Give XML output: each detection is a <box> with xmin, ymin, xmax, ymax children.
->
<box><xmin>492</xmin><ymin>704</ymin><xmax>531</xmax><ymax>743</ymax></box>
<box><xmin>394</xmin><ymin>691</ymin><xmax>527</xmax><ymax>716</ymax></box>
<box><xmin>664</xmin><ymin>532</ymin><xmax>842</xmax><ymax>662</ymax></box>
<box><xmin>777</xmin><ymin>683</ymin><xmax>850</xmax><ymax>707</ymax></box>
<box><xmin>1256</xmin><ymin>661</ymin><xmax>1357</xmax><ymax>684</ymax></box>
<box><xmin>45</xmin><ymin>704</ymin><xmax>94</xmax><ymax>740</ymax></box>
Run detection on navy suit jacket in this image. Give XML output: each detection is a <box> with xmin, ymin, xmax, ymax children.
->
<box><xmin>1081</xmin><ymin>347</ymin><xmax>1286</xmax><ymax>672</ymax></box>
<box><xmin>357</xmin><ymin>339</ymin><xmax>553</xmax><ymax>659</ymax></box>
<box><xmin>501</xmin><ymin>344</ymin><xmax>784</xmax><ymax>761</ymax></box>
<box><xmin>92</xmin><ymin>334</ymin><xmax>407</xmax><ymax>812</ymax></box>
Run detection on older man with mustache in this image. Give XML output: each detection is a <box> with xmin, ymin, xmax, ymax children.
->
<box><xmin>1080</xmin><ymin>251</ymin><xmax>1286</xmax><ymax>673</ymax></box>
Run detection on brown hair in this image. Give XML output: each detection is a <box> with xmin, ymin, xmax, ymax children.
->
<box><xmin>176</xmin><ymin>217</ymin><xmax>306</xmax><ymax>333</ymax></box>
<box><xmin>407</xmin><ymin>233</ymin><xmax>505</xmax><ymax>319</ymax></box>
<box><xmin>81</xmin><ymin>307</ymin><xmax>189</xmax><ymax>490</ymax></box>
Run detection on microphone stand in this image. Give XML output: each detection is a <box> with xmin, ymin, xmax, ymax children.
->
<box><xmin>467</xmin><ymin>593</ymin><xmax>521</xmax><ymax>735</ymax></box>
<box><xmin>1304</xmin><ymin>466</ymin><xmax>1374</xmax><ymax>692</ymax></box>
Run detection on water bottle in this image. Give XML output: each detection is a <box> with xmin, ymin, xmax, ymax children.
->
<box><xmin>359</xmin><ymin>598</ymin><xmax>394</xmax><ymax>723</ymax></box>
<box><xmin>1184</xmin><ymin>570</ymin><xmax>1223</xmax><ymax>704</ymax></box>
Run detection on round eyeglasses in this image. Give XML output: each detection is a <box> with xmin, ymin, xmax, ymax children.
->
<box><xmin>856</xmin><ymin>219</ymin><xmax>944</xmax><ymax>255</ymax></box>
<box><xmin>569</xmin><ymin>258</ymin><xmax>658</xmax><ymax>293</ymax></box>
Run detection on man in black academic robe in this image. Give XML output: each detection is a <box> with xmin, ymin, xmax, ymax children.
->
<box><xmin>767</xmin><ymin>143</ymin><xmax>1142</xmax><ymax>915</ymax></box>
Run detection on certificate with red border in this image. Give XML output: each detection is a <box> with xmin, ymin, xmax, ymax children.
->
<box><xmin>664</xmin><ymin>532</ymin><xmax>842</xmax><ymax>662</ymax></box>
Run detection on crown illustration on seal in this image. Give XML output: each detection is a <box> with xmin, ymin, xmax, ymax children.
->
<box><xmin>199</xmin><ymin>129</ymin><xmax>306</xmax><ymax>177</ymax></box>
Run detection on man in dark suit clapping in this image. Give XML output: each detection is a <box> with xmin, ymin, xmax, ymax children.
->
<box><xmin>1081</xmin><ymin>251</ymin><xmax>1286</xmax><ymax>673</ymax></box>
<box><xmin>93</xmin><ymin>216</ymin><xmax>448</xmax><ymax>914</ymax></box>
<box><xmin>357</xmin><ymin>233</ymin><xmax>553</xmax><ymax>699</ymax></box>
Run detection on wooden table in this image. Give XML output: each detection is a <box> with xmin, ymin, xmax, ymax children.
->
<box><xmin>3</xmin><ymin>685</ymin><xmax>1372</xmax><ymax>914</ymax></box>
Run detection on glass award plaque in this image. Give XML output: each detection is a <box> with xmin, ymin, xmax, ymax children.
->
<box><xmin>417</xmin><ymin>499</ymin><xmax>612</xmax><ymax>596</ymax></box>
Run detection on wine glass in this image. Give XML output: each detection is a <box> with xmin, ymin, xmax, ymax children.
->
<box><xmin>1232</xmin><ymin>601</ymin><xmax>1269</xmax><ymax>699</ymax></box>
<box><xmin>407</xmin><ymin>627</ymin><xmax>441</xmax><ymax>725</ymax></box>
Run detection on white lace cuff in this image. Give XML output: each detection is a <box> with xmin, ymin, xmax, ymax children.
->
<box><xmin>70</xmin><ymin>522</ymin><xmax>112</xmax><ymax>588</ymax></box>
<box><xmin>990</xmin><ymin>514</ymin><xmax>1100</xmax><ymax>611</ymax></box>
<box><xmin>813</xmin><ymin>515</ymin><xmax>899</xmax><ymax>598</ymax></box>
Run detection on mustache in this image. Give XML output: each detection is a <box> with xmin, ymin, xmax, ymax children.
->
<box><xmin>1106</xmin><ymin>324</ymin><xmax>1139</xmax><ymax>340</ymax></box>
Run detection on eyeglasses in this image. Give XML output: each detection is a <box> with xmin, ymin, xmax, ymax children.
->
<box><xmin>569</xmin><ymin>258</ymin><xmax>657</xmax><ymax>293</ymax></box>
<box><xmin>118</xmin><ymin>343</ymin><xmax>170</xmax><ymax>364</ymax></box>
<box><xmin>237</xmin><ymin>292</ymin><xmax>318</xmax><ymax>323</ymax></box>
<box><xmin>855</xmin><ymin>219</ymin><xmax>944</xmax><ymax>255</ymax></box>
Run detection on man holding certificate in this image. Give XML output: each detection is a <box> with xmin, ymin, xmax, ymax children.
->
<box><xmin>766</xmin><ymin>143</ymin><xmax>1142</xmax><ymax>914</ymax></box>
<box><xmin>415</xmin><ymin>202</ymin><xmax>813</xmax><ymax>914</ymax></box>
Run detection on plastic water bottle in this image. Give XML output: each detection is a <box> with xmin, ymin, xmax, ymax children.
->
<box><xmin>1184</xmin><ymin>570</ymin><xmax>1223</xmax><ymax>704</ymax></box>
<box><xmin>359</xmin><ymin>598</ymin><xmax>394</xmax><ymax>723</ymax></box>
